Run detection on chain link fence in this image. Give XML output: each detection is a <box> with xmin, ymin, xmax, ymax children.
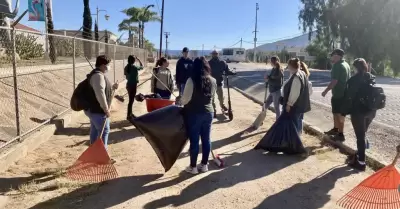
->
<box><xmin>0</xmin><ymin>26</ymin><xmax>148</xmax><ymax>151</ymax></box>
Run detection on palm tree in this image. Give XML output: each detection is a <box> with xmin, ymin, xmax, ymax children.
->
<box><xmin>46</xmin><ymin>1</ymin><xmax>57</xmax><ymax>63</ymax></box>
<box><xmin>137</xmin><ymin>8</ymin><xmax>160</xmax><ymax>48</ymax></box>
<box><xmin>120</xmin><ymin>6</ymin><xmax>160</xmax><ymax>48</ymax></box>
<box><xmin>118</xmin><ymin>19</ymin><xmax>139</xmax><ymax>47</ymax></box>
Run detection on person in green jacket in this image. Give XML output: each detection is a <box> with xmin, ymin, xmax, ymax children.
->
<box><xmin>124</xmin><ymin>55</ymin><xmax>143</xmax><ymax>119</ymax></box>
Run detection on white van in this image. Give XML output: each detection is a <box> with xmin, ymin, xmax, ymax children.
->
<box><xmin>220</xmin><ymin>48</ymin><xmax>246</xmax><ymax>63</ymax></box>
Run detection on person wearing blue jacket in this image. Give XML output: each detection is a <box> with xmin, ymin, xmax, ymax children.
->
<box><xmin>175</xmin><ymin>47</ymin><xmax>193</xmax><ymax>96</ymax></box>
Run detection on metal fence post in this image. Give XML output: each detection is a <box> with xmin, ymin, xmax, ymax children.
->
<box><xmin>113</xmin><ymin>44</ymin><xmax>116</xmax><ymax>83</ymax></box>
<box><xmin>11</xmin><ymin>28</ymin><xmax>21</xmax><ymax>139</ymax></box>
<box><xmin>72</xmin><ymin>38</ymin><xmax>76</xmax><ymax>90</ymax></box>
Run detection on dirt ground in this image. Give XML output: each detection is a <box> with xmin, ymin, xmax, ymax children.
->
<box><xmin>0</xmin><ymin>69</ymin><xmax>374</xmax><ymax>209</ymax></box>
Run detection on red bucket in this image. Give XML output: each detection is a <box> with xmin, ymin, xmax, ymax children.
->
<box><xmin>145</xmin><ymin>98</ymin><xmax>175</xmax><ymax>112</ymax></box>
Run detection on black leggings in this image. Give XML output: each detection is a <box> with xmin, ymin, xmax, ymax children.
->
<box><xmin>127</xmin><ymin>84</ymin><xmax>138</xmax><ymax>117</ymax></box>
<box><xmin>350</xmin><ymin>110</ymin><xmax>376</xmax><ymax>162</ymax></box>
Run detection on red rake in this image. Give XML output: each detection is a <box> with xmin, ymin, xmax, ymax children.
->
<box><xmin>66</xmin><ymin>119</ymin><xmax>118</xmax><ymax>182</ymax></box>
<box><xmin>337</xmin><ymin>146</ymin><xmax>400</xmax><ymax>209</ymax></box>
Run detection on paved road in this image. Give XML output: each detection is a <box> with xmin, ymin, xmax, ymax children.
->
<box><xmin>230</xmin><ymin>62</ymin><xmax>400</xmax><ymax>129</ymax></box>
<box><xmin>227</xmin><ymin>62</ymin><xmax>400</xmax><ymax>166</ymax></box>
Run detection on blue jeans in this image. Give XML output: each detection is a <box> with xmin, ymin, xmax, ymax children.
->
<box><xmin>178</xmin><ymin>84</ymin><xmax>185</xmax><ymax>96</ymax></box>
<box><xmin>297</xmin><ymin>113</ymin><xmax>304</xmax><ymax>134</ymax></box>
<box><xmin>186</xmin><ymin>112</ymin><xmax>213</xmax><ymax>167</ymax></box>
<box><xmin>264</xmin><ymin>90</ymin><xmax>281</xmax><ymax>120</ymax></box>
<box><xmin>155</xmin><ymin>88</ymin><xmax>171</xmax><ymax>99</ymax></box>
<box><xmin>84</xmin><ymin>111</ymin><xmax>110</xmax><ymax>150</ymax></box>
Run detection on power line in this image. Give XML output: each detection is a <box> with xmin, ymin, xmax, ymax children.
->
<box><xmin>154</xmin><ymin>0</ymin><xmax>161</xmax><ymax>14</ymax></box>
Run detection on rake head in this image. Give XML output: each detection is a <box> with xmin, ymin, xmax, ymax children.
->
<box><xmin>66</xmin><ymin>138</ymin><xmax>118</xmax><ymax>182</ymax></box>
<box><xmin>337</xmin><ymin>165</ymin><xmax>400</xmax><ymax>209</ymax></box>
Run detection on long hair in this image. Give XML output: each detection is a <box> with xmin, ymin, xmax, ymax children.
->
<box><xmin>156</xmin><ymin>57</ymin><xmax>167</xmax><ymax>67</ymax></box>
<box><xmin>270</xmin><ymin>56</ymin><xmax>281</xmax><ymax>71</ymax></box>
<box><xmin>353</xmin><ymin>58</ymin><xmax>368</xmax><ymax>74</ymax></box>
<box><xmin>191</xmin><ymin>57</ymin><xmax>212</xmax><ymax>97</ymax></box>
<box><xmin>300</xmin><ymin>61</ymin><xmax>310</xmax><ymax>77</ymax></box>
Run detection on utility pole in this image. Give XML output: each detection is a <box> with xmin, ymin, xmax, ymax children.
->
<box><xmin>159</xmin><ymin>0</ymin><xmax>165</xmax><ymax>58</ymax></box>
<box><xmin>164</xmin><ymin>32</ymin><xmax>170</xmax><ymax>57</ymax></box>
<box><xmin>253</xmin><ymin>3</ymin><xmax>259</xmax><ymax>63</ymax></box>
<box><xmin>240</xmin><ymin>38</ymin><xmax>243</xmax><ymax>48</ymax></box>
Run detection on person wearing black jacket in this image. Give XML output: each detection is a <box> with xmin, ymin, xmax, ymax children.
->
<box><xmin>208</xmin><ymin>50</ymin><xmax>236</xmax><ymax>117</ymax></box>
<box><xmin>264</xmin><ymin>56</ymin><xmax>284</xmax><ymax>119</ymax></box>
<box><xmin>341</xmin><ymin>58</ymin><xmax>376</xmax><ymax>171</ymax></box>
<box><xmin>175</xmin><ymin>47</ymin><xmax>193</xmax><ymax>96</ymax></box>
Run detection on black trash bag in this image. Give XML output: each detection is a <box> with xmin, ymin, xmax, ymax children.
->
<box><xmin>128</xmin><ymin>105</ymin><xmax>188</xmax><ymax>172</ymax></box>
<box><xmin>135</xmin><ymin>93</ymin><xmax>162</xmax><ymax>102</ymax></box>
<box><xmin>254</xmin><ymin>111</ymin><xmax>306</xmax><ymax>154</ymax></box>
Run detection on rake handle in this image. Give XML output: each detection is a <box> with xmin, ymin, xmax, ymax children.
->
<box><xmin>392</xmin><ymin>145</ymin><xmax>400</xmax><ymax>165</ymax></box>
<box><xmin>150</xmin><ymin>70</ymin><xmax>178</xmax><ymax>98</ymax></box>
<box><xmin>391</xmin><ymin>145</ymin><xmax>400</xmax><ymax>166</ymax></box>
<box><xmin>99</xmin><ymin>91</ymin><xmax>116</xmax><ymax>137</ymax></box>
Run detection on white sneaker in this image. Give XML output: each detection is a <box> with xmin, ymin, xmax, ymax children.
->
<box><xmin>185</xmin><ymin>166</ymin><xmax>199</xmax><ymax>174</ymax></box>
<box><xmin>197</xmin><ymin>164</ymin><xmax>209</xmax><ymax>173</ymax></box>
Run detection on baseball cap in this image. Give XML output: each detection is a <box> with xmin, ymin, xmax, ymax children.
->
<box><xmin>330</xmin><ymin>49</ymin><xmax>345</xmax><ymax>57</ymax></box>
<box><xmin>182</xmin><ymin>47</ymin><xmax>189</xmax><ymax>53</ymax></box>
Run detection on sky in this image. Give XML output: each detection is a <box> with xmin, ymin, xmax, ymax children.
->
<box><xmin>19</xmin><ymin>0</ymin><xmax>304</xmax><ymax>50</ymax></box>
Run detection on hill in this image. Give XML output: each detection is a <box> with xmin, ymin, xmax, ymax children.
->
<box><xmin>256</xmin><ymin>33</ymin><xmax>317</xmax><ymax>52</ymax></box>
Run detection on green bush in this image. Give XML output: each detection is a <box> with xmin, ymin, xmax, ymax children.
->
<box><xmin>15</xmin><ymin>33</ymin><xmax>44</xmax><ymax>60</ymax></box>
<box><xmin>53</xmin><ymin>38</ymin><xmax>84</xmax><ymax>57</ymax></box>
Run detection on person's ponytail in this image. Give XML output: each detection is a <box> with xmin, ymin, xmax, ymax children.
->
<box><xmin>271</xmin><ymin>56</ymin><xmax>281</xmax><ymax>70</ymax></box>
<box><xmin>300</xmin><ymin>61</ymin><xmax>310</xmax><ymax>77</ymax></box>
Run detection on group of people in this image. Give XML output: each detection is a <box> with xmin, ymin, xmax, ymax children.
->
<box><xmin>81</xmin><ymin>47</ymin><xmax>379</xmax><ymax>172</ymax></box>
<box><xmin>322</xmin><ymin>49</ymin><xmax>378</xmax><ymax>171</ymax></box>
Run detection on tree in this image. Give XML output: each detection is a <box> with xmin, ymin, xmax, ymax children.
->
<box><xmin>118</xmin><ymin>19</ymin><xmax>139</xmax><ymax>47</ymax></box>
<box><xmin>82</xmin><ymin>0</ymin><xmax>93</xmax><ymax>59</ymax></box>
<box><xmin>94</xmin><ymin>20</ymin><xmax>99</xmax><ymax>56</ymax></box>
<box><xmin>46</xmin><ymin>1</ymin><xmax>57</xmax><ymax>63</ymax></box>
<box><xmin>144</xmin><ymin>38</ymin><xmax>155</xmax><ymax>52</ymax></box>
<box><xmin>121</xmin><ymin>6</ymin><xmax>160</xmax><ymax>48</ymax></box>
<box><xmin>299</xmin><ymin>0</ymin><xmax>400</xmax><ymax>76</ymax></box>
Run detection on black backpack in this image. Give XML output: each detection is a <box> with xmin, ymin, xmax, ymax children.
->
<box><xmin>70</xmin><ymin>71</ymin><xmax>99</xmax><ymax>111</ymax></box>
<box><xmin>359</xmin><ymin>81</ymin><xmax>386</xmax><ymax>111</ymax></box>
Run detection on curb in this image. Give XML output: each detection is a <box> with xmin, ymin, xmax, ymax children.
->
<box><xmin>232</xmin><ymin>86</ymin><xmax>386</xmax><ymax>171</ymax></box>
<box><xmin>0</xmin><ymin>68</ymin><xmax>150</xmax><ymax>173</ymax></box>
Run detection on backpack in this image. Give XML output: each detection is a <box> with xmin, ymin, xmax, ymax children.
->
<box><xmin>359</xmin><ymin>81</ymin><xmax>386</xmax><ymax>111</ymax></box>
<box><xmin>70</xmin><ymin>71</ymin><xmax>99</xmax><ymax>111</ymax></box>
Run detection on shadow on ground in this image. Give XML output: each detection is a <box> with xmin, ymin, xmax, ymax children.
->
<box><xmin>27</xmin><ymin>173</ymin><xmax>195</xmax><ymax>209</ymax></box>
<box><xmin>254</xmin><ymin>166</ymin><xmax>356</xmax><ymax>209</ymax></box>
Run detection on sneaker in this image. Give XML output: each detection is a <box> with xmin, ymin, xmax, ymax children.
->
<box><xmin>197</xmin><ymin>164</ymin><xmax>209</xmax><ymax>173</ymax></box>
<box><xmin>348</xmin><ymin>160</ymin><xmax>366</xmax><ymax>171</ymax></box>
<box><xmin>324</xmin><ymin>128</ymin><xmax>338</xmax><ymax>135</ymax></box>
<box><xmin>185</xmin><ymin>166</ymin><xmax>199</xmax><ymax>174</ymax></box>
<box><xmin>332</xmin><ymin>133</ymin><xmax>345</xmax><ymax>142</ymax></box>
